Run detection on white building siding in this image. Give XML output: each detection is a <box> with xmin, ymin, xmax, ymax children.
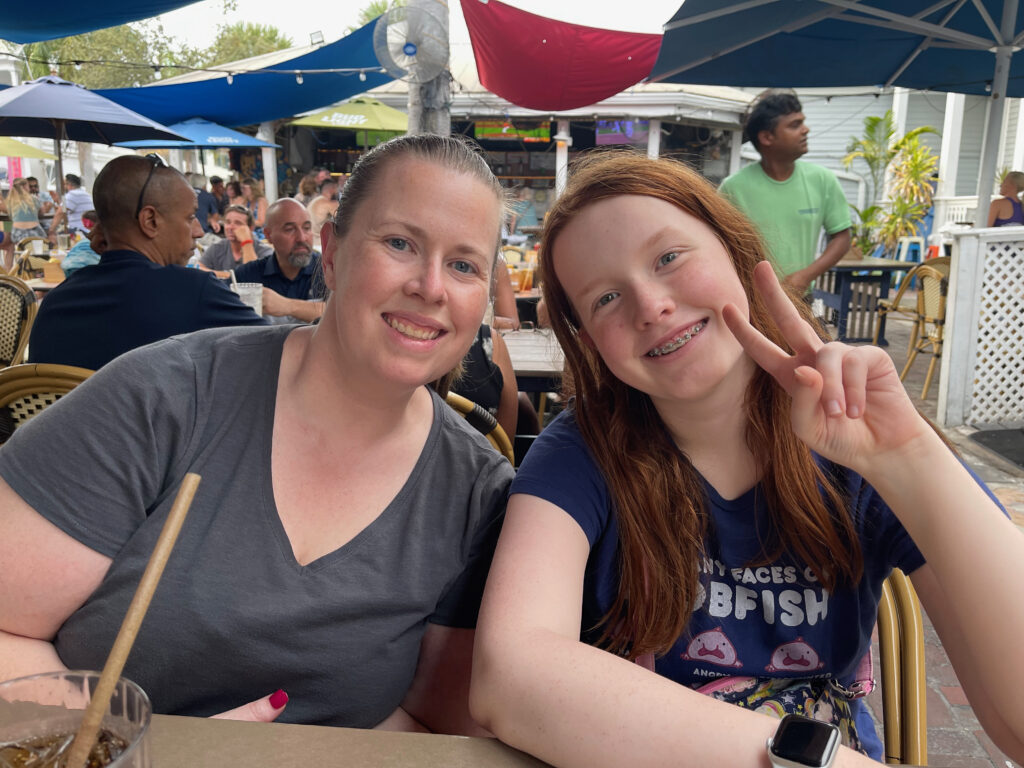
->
<box><xmin>1002</xmin><ymin>98</ymin><xmax>1019</xmax><ymax>172</ymax></box>
<box><xmin>906</xmin><ymin>92</ymin><xmax>944</xmax><ymax>154</ymax></box>
<box><xmin>957</xmin><ymin>95</ymin><xmax>989</xmax><ymax>196</ymax></box>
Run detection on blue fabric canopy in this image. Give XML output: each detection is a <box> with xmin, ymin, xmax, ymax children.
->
<box><xmin>95</xmin><ymin>21</ymin><xmax>392</xmax><ymax>128</ymax></box>
<box><xmin>115</xmin><ymin>117</ymin><xmax>279</xmax><ymax>149</ymax></box>
<box><xmin>650</xmin><ymin>0</ymin><xmax>1024</xmax><ymax>97</ymax></box>
<box><xmin>0</xmin><ymin>0</ymin><xmax>202</xmax><ymax>44</ymax></box>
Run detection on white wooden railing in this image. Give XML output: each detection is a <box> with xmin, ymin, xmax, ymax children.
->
<box><xmin>932</xmin><ymin>195</ymin><xmax>978</xmax><ymax>231</ymax></box>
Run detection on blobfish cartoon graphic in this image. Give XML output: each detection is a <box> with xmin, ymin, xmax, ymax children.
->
<box><xmin>681</xmin><ymin>627</ymin><xmax>743</xmax><ymax>667</ymax></box>
<box><xmin>765</xmin><ymin>638</ymin><xmax>825</xmax><ymax>673</ymax></box>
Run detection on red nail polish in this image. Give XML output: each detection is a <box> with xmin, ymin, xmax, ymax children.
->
<box><xmin>269</xmin><ymin>689</ymin><xmax>289</xmax><ymax>709</ymax></box>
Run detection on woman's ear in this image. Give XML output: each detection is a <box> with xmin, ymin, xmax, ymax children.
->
<box><xmin>320</xmin><ymin>222</ymin><xmax>337</xmax><ymax>289</ymax></box>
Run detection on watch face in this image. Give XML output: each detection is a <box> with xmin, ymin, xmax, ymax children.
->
<box><xmin>770</xmin><ymin>715</ymin><xmax>840</xmax><ymax>767</ymax></box>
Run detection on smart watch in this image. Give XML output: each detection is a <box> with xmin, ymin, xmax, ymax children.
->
<box><xmin>766</xmin><ymin>714</ymin><xmax>841</xmax><ymax>768</ymax></box>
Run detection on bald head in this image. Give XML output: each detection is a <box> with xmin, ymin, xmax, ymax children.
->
<box><xmin>94</xmin><ymin>155</ymin><xmax>189</xmax><ymax>235</ymax></box>
<box><xmin>265</xmin><ymin>198</ymin><xmax>314</xmax><ymax>274</ymax></box>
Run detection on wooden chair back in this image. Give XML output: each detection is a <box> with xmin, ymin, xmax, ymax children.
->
<box><xmin>0</xmin><ymin>275</ymin><xmax>38</xmax><ymax>367</ymax></box>
<box><xmin>0</xmin><ymin>363</ymin><xmax>94</xmax><ymax>444</ymax></box>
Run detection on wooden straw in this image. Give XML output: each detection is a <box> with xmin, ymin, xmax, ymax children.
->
<box><xmin>64</xmin><ymin>473</ymin><xmax>202</xmax><ymax>768</ymax></box>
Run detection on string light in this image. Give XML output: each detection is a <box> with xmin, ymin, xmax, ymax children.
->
<box><xmin>226</xmin><ymin>73</ymin><xmax>233</xmax><ymax>84</ymax></box>
<box><xmin>359</xmin><ymin>71</ymin><xmax>367</xmax><ymax>82</ymax></box>
<box><xmin>295</xmin><ymin>72</ymin><xmax>303</xmax><ymax>84</ymax></box>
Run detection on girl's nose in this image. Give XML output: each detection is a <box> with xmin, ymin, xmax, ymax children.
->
<box><xmin>633</xmin><ymin>284</ymin><xmax>674</xmax><ymax>329</ymax></box>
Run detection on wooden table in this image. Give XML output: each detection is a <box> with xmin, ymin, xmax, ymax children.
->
<box><xmin>500</xmin><ymin>328</ymin><xmax>564</xmax><ymax>392</ymax></box>
<box><xmin>812</xmin><ymin>257</ymin><xmax>908</xmax><ymax>344</ymax></box>
<box><xmin>148</xmin><ymin>714</ymin><xmax>550</xmax><ymax>766</ymax></box>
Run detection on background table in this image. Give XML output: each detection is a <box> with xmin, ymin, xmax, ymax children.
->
<box><xmin>149</xmin><ymin>714</ymin><xmax>551</xmax><ymax>767</ymax></box>
<box><xmin>812</xmin><ymin>257</ymin><xmax>908</xmax><ymax>344</ymax></box>
<box><xmin>500</xmin><ymin>328</ymin><xmax>564</xmax><ymax>392</ymax></box>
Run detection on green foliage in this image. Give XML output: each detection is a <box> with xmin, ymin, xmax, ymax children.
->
<box><xmin>842</xmin><ymin>110</ymin><xmax>937</xmax><ymax>206</ymax></box>
<box><xmin>20</xmin><ymin>21</ymin><xmax>199</xmax><ymax>88</ymax></box>
<box><xmin>349</xmin><ymin>0</ymin><xmax>405</xmax><ymax>33</ymax></box>
<box><xmin>875</xmin><ymin>197</ymin><xmax>929</xmax><ymax>252</ymax></box>
<box><xmin>849</xmin><ymin>204</ymin><xmax>883</xmax><ymax>255</ymax></box>
<box><xmin>201</xmin><ymin>22</ymin><xmax>293</xmax><ymax>68</ymax></box>
<box><xmin>888</xmin><ymin>136</ymin><xmax>938</xmax><ymax>209</ymax></box>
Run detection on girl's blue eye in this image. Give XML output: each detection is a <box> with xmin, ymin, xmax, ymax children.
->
<box><xmin>388</xmin><ymin>237</ymin><xmax>409</xmax><ymax>251</ymax></box>
<box><xmin>452</xmin><ymin>259</ymin><xmax>477</xmax><ymax>274</ymax></box>
<box><xmin>658</xmin><ymin>251</ymin><xmax>678</xmax><ymax>267</ymax></box>
<box><xmin>596</xmin><ymin>291</ymin><xmax>618</xmax><ymax>308</ymax></box>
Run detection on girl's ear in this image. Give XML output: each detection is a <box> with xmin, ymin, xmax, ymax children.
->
<box><xmin>320</xmin><ymin>223</ymin><xmax>338</xmax><ymax>290</ymax></box>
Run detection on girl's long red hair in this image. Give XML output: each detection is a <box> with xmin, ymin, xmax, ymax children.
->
<box><xmin>541</xmin><ymin>152</ymin><xmax>862</xmax><ymax>659</ymax></box>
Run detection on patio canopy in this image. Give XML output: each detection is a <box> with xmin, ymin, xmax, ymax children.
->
<box><xmin>95</xmin><ymin>20</ymin><xmax>392</xmax><ymax>128</ymax></box>
<box><xmin>0</xmin><ymin>0</ymin><xmax>202</xmax><ymax>43</ymax></box>
<box><xmin>0</xmin><ymin>136</ymin><xmax>56</xmax><ymax>160</ymax></box>
<box><xmin>115</xmin><ymin>117</ymin><xmax>280</xmax><ymax>149</ymax></box>
<box><xmin>461</xmin><ymin>0</ymin><xmax>662</xmax><ymax>111</ymax></box>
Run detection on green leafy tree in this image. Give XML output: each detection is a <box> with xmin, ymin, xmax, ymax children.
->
<box><xmin>19</xmin><ymin>21</ymin><xmax>200</xmax><ymax>88</ymax></box>
<box><xmin>349</xmin><ymin>0</ymin><xmax>405</xmax><ymax>33</ymax></box>
<box><xmin>201</xmin><ymin>22</ymin><xmax>293</xmax><ymax>67</ymax></box>
<box><xmin>842</xmin><ymin>111</ymin><xmax>937</xmax><ymax>205</ymax></box>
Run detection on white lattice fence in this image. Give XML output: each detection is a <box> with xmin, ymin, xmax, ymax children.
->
<box><xmin>969</xmin><ymin>241</ymin><xmax>1024</xmax><ymax>426</ymax></box>
<box><xmin>940</xmin><ymin>229</ymin><xmax>1024</xmax><ymax>428</ymax></box>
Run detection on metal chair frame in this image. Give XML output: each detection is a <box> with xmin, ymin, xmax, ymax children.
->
<box><xmin>877</xmin><ymin>568</ymin><xmax>928</xmax><ymax>765</ymax></box>
<box><xmin>444</xmin><ymin>391</ymin><xmax>515</xmax><ymax>463</ymax></box>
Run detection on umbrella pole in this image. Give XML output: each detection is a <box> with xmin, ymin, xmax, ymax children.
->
<box><xmin>54</xmin><ymin>118</ymin><xmax>65</xmax><ymax>236</ymax></box>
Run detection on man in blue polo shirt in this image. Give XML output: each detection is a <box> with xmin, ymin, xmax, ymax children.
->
<box><xmin>233</xmin><ymin>199</ymin><xmax>326</xmax><ymax>324</ymax></box>
<box><xmin>28</xmin><ymin>155</ymin><xmax>268</xmax><ymax>371</ymax></box>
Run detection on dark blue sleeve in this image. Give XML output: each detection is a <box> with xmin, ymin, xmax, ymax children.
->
<box><xmin>510</xmin><ymin>410</ymin><xmax>611</xmax><ymax>547</ymax></box>
<box><xmin>198</xmin><ymin>274</ymin><xmax>271</xmax><ymax>327</ymax></box>
<box><xmin>232</xmin><ymin>259</ymin><xmax>263</xmax><ymax>284</ymax></box>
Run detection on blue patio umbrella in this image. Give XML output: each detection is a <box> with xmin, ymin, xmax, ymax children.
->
<box><xmin>648</xmin><ymin>0</ymin><xmax>1024</xmax><ymax>225</ymax></box>
<box><xmin>116</xmin><ymin>118</ymin><xmax>281</xmax><ymax>149</ymax></box>
<box><xmin>0</xmin><ymin>75</ymin><xmax>187</xmax><ymax>206</ymax></box>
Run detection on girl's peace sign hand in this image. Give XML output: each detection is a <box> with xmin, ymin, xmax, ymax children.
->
<box><xmin>723</xmin><ymin>261</ymin><xmax>931</xmax><ymax>477</ymax></box>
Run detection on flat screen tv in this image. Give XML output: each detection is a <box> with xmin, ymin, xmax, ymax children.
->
<box><xmin>596</xmin><ymin>120</ymin><xmax>649</xmax><ymax>146</ymax></box>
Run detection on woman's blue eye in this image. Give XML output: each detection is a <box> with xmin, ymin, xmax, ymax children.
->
<box><xmin>658</xmin><ymin>251</ymin><xmax>679</xmax><ymax>267</ymax></box>
<box><xmin>452</xmin><ymin>260</ymin><xmax>477</xmax><ymax>274</ymax></box>
<box><xmin>388</xmin><ymin>237</ymin><xmax>409</xmax><ymax>251</ymax></box>
<box><xmin>596</xmin><ymin>292</ymin><xmax>618</xmax><ymax>308</ymax></box>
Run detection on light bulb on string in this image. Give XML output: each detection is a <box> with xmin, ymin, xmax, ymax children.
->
<box><xmin>359</xmin><ymin>71</ymin><xmax>367</xmax><ymax>82</ymax></box>
<box><xmin>226</xmin><ymin>73</ymin><xmax>234</xmax><ymax>85</ymax></box>
<box><xmin>296</xmin><ymin>72</ymin><xmax>303</xmax><ymax>84</ymax></box>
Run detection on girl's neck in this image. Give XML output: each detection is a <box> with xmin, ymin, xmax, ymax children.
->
<box><xmin>653</xmin><ymin>356</ymin><xmax>760</xmax><ymax>499</ymax></box>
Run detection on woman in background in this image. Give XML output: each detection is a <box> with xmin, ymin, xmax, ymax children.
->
<box><xmin>6</xmin><ymin>177</ymin><xmax>52</xmax><ymax>246</ymax></box>
<box><xmin>241</xmin><ymin>177</ymin><xmax>269</xmax><ymax>238</ymax></box>
<box><xmin>987</xmin><ymin>170</ymin><xmax>1024</xmax><ymax>227</ymax></box>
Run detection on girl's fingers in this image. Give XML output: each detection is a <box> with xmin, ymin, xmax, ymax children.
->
<box><xmin>722</xmin><ymin>302</ymin><xmax>797</xmax><ymax>391</ymax></box>
<box><xmin>752</xmin><ymin>261</ymin><xmax>824</xmax><ymax>357</ymax></box>
<box><xmin>841</xmin><ymin>351</ymin><xmax>869</xmax><ymax>419</ymax></box>
<box><xmin>814</xmin><ymin>344</ymin><xmax>848</xmax><ymax>417</ymax></box>
<box><xmin>790</xmin><ymin>365</ymin><xmax>825</xmax><ymax>437</ymax></box>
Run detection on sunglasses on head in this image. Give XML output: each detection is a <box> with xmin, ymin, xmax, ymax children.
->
<box><xmin>134</xmin><ymin>153</ymin><xmax>167</xmax><ymax>218</ymax></box>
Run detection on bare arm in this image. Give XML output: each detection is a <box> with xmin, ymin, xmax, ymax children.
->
<box><xmin>489</xmin><ymin>329</ymin><xmax>519</xmax><ymax>440</ymax></box>
<box><xmin>260</xmin><ymin>287</ymin><xmax>324</xmax><ymax>323</ymax></box>
<box><xmin>785</xmin><ymin>227</ymin><xmax>851</xmax><ymax>293</ymax></box>
<box><xmin>0</xmin><ymin>477</ymin><xmax>111</xmax><ymax>681</ymax></box>
<box><xmin>471</xmin><ymin>495</ymin><xmax>877</xmax><ymax>768</ymax></box>
<box><xmin>253</xmin><ymin>198</ymin><xmax>268</xmax><ymax>229</ymax></box>
<box><xmin>492</xmin><ymin>267</ymin><xmax>520</xmax><ymax>331</ymax></box>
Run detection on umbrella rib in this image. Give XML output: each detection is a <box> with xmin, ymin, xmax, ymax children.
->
<box><xmin>914</xmin><ymin>0</ymin><xmax>961</xmax><ymax>19</ymax></box>
<box><xmin>663</xmin><ymin>0</ymin><xmax>779</xmax><ymax>31</ymax></box>
<box><xmin>885</xmin><ymin>0</ymin><xmax>969</xmax><ymax>87</ymax></box>
<box><xmin>91</xmin><ymin>123</ymin><xmax>112</xmax><ymax>145</ymax></box>
<box><xmin>821</xmin><ymin>0</ymin><xmax>996</xmax><ymax>47</ymax></box>
<box><xmin>971</xmin><ymin>0</ymin><xmax>1004</xmax><ymax>42</ymax></box>
<box><xmin>651</xmin><ymin>5</ymin><xmax>841</xmax><ymax>81</ymax></box>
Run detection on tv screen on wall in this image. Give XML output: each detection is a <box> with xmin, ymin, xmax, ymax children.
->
<box><xmin>596</xmin><ymin>120</ymin><xmax>649</xmax><ymax>146</ymax></box>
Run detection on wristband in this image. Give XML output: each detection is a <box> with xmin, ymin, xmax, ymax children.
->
<box><xmin>240</xmin><ymin>239</ymin><xmax>254</xmax><ymax>246</ymax></box>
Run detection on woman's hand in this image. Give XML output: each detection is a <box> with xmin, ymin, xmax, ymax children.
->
<box><xmin>211</xmin><ymin>689</ymin><xmax>288</xmax><ymax>722</ymax></box>
<box><xmin>723</xmin><ymin>261</ymin><xmax>931</xmax><ymax>476</ymax></box>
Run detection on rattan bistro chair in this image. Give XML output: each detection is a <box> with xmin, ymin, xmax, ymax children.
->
<box><xmin>877</xmin><ymin>569</ymin><xmax>928</xmax><ymax>765</ymax></box>
<box><xmin>900</xmin><ymin>263</ymin><xmax>949</xmax><ymax>400</ymax></box>
<box><xmin>0</xmin><ymin>363</ymin><xmax>94</xmax><ymax>444</ymax></box>
<box><xmin>0</xmin><ymin>274</ymin><xmax>38</xmax><ymax>367</ymax></box>
<box><xmin>445</xmin><ymin>392</ymin><xmax>515</xmax><ymax>463</ymax></box>
<box><xmin>872</xmin><ymin>257</ymin><xmax>950</xmax><ymax>351</ymax></box>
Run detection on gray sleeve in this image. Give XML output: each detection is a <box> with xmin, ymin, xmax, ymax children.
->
<box><xmin>429</xmin><ymin>452</ymin><xmax>513</xmax><ymax>628</ymax></box>
<box><xmin>0</xmin><ymin>339</ymin><xmax>200</xmax><ymax>557</ymax></box>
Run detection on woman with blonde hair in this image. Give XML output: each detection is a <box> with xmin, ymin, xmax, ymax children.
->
<box><xmin>988</xmin><ymin>170</ymin><xmax>1024</xmax><ymax>226</ymax></box>
<box><xmin>6</xmin><ymin>177</ymin><xmax>52</xmax><ymax>246</ymax></box>
<box><xmin>241</xmin><ymin>177</ymin><xmax>268</xmax><ymax>237</ymax></box>
<box><xmin>471</xmin><ymin>152</ymin><xmax>1024</xmax><ymax>768</ymax></box>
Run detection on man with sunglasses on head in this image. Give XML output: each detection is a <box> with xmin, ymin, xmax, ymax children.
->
<box><xmin>28</xmin><ymin>155</ymin><xmax>268</xmax><ymax>371</ymax></box>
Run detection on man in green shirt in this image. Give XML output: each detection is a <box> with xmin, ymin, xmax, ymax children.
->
<box><xmin>719</xmin><ymin>90</ymin><xmax>851</xmax><ymax>294</ymax></box>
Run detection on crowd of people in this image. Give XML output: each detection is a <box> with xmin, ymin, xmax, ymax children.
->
<box><xmin>1</xmin><ymin>118</ymin><xmax>1023</xmax><ymax>768</ymax></box>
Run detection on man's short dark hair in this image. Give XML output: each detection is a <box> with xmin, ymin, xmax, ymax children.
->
<box><xmin>318</xmin><ymin>177</ymin><xmax>337</xmax><ymax>193</ymax></box>
<box><xmin>26</xmin><ymin>176</ymin><xmax>38</xmax><ymax>183</ymax></box>
<box><xmin>210</xmin><ymin>176</ymin><xmax>223</xmax><ymax>185</ymax></box>
<box><xmin>743</xmin><ymin>89</ymin><xmax>803</xmax><ymax>151</ymax></box>
<box><xmin>65</xmin><ymin>173</ymin><xmax>82</xmax><ymax>187</ymax></box>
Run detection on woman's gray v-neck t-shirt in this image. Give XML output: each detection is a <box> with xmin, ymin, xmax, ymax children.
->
<box><xmin>0</xmin><ymin>325</ymin><xmax>513</xmax><ymax>726</ymax></box>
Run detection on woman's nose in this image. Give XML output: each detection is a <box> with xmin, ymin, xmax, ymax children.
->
<box><xmin>407</xmin><ymin>256</ymin><xmax>446</xmax><ymax>302</ymax></box>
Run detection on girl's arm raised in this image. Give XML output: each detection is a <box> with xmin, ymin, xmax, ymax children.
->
<box><xmin>471</xmin><ymin>493</ymin><xmax>877</xmax><ymax>768</ymax></box>
<box><xmin>724</xmin><ymin>261</ymin><xmax>1024</xmax><ymax>759</ymax></box>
